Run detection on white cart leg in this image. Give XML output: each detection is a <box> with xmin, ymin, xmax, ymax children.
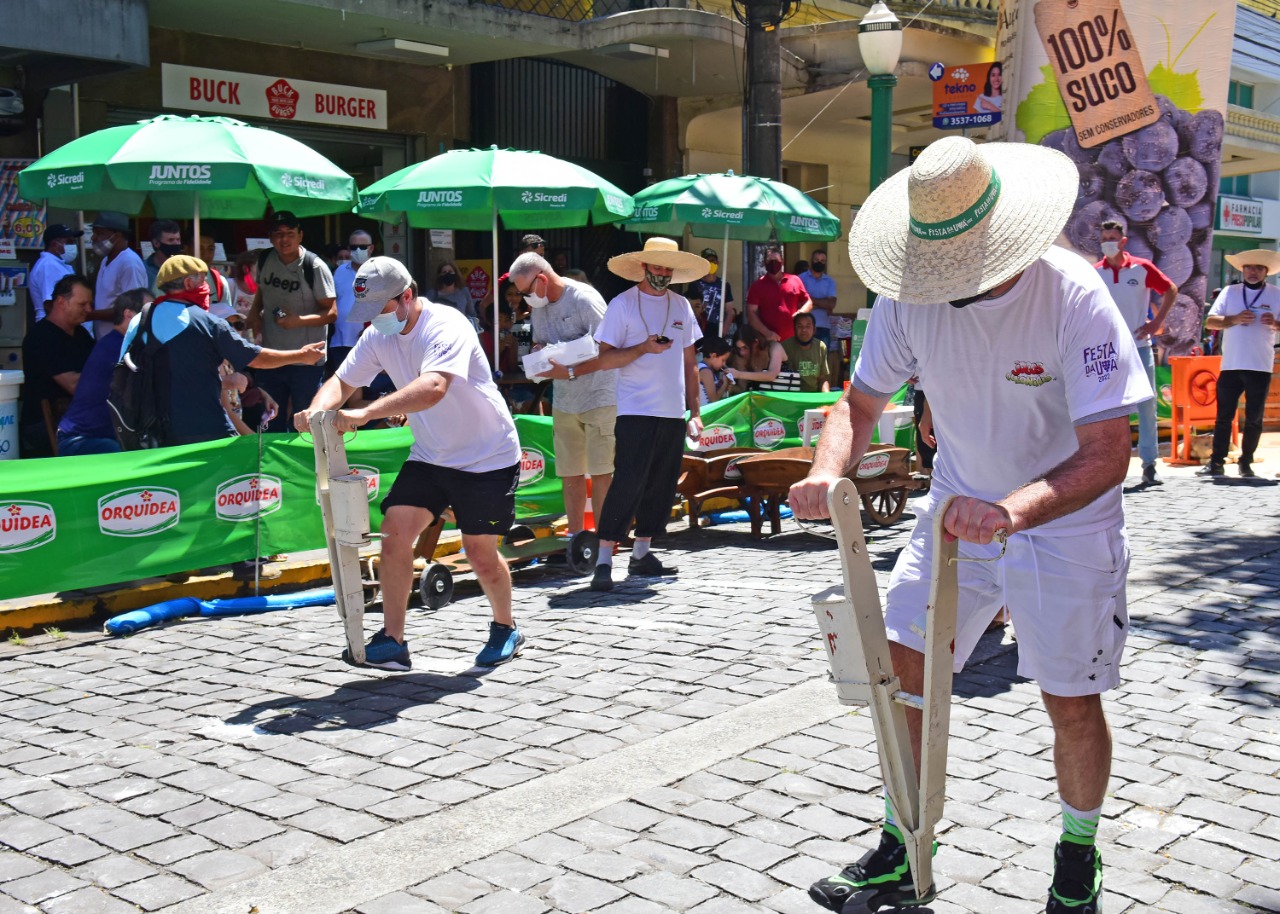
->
<box><xmin>311</xmin><ymin>411</ymin><xmax>371</xmax><ymax>666</ymax></box>
<box><xmin>811</xmin><ymin>478</ymin><xmax>958</xmax><ymax>901</ymax></box>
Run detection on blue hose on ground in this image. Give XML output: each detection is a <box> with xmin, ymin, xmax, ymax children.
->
<box><xmin>704</xmin><ymin>505</ymin><xmax>794</xmax><ymax>526</ymax></box>
<box><xmin>104</xmin><ymin>588</ymin><xmax>336</xmax><ymax>635</ymax></box>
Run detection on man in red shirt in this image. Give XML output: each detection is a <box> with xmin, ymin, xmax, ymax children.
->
<box><xmin>746</xmin><ymin>246</ymin><xmax>812</xmax><ymax>343</ymax></box>
<box><xmin>1094</xmin><ymin>219</ymin><xmax>1177</xmax><ymax>486</ymax></box>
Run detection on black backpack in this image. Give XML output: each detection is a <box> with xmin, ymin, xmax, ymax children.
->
<box><xmin>107</xmin><ymin>302</ymin><xmax>172</xmax><ymax>450</ymax></box>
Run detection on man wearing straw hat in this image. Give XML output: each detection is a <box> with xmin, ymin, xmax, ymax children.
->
<box><xmin>1198</xmin><ymin>249</ymin><xmax>1280</xmax><ymax>478</ymax></box>
<box><xmin>791</xmin><ymin>137</ymin><xmax>1152</xmax><ymax>914</ymax></box>
<box><xmin>556</xmin><ymin>237</ymin><xmax>707</xmax><ymax>591</ymax></box>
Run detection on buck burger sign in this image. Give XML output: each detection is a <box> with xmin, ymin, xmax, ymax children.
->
<box><xmin>162</xmin><ymin>64</ymin><xmax>387</xmax><ymax>131</ymax></box>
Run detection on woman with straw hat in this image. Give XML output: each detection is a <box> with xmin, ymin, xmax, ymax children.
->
<box><xmin>1199</xmin><ymin>248</ymin><xmax>1280</xmax><ymax>477</ymax></box>
<box><xmin>552</xmin><ymin>237</ymin><xmax>708</xmax><ymax>592</ymax></box>
<box><xmin>790</xmin><ymin>136</ymin><xmax>1153</xmax><ymax>914</ymax></box>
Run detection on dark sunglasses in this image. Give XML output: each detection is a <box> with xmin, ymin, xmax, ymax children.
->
<box><xmin>350</xmin><ymin>244</ymin><xmax>371</xmax><ymax>250</ymax></box>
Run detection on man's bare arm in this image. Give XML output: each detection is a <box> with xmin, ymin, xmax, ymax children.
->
<box><xmin>790</xmin><ymin>384</ymin><xmax>889</xmax><ymax>518</ymax></box>
<box><xmin>536</xmin><ymin>338</ymin><xmax>667</xmax><ymax>380</ymax></box>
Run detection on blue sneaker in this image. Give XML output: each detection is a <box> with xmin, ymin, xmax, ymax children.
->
<box><xmin>476</xmin><ymin>622</ymin><xmax>525</xmax><ymax>666</ymax></box>
<box><xmin>351</xmin><ymin>628</ymin><xmax>411</xmax><ymax>671</ymax></box>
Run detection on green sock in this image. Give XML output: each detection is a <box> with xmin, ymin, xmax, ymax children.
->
<box><xmin>1060</xmin><ymin>799</ymin><xmax>1102</xmax><ymax>846</ymax></box>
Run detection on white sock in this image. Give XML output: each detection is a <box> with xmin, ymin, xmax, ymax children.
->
<box><xmin>596</xmin><ymin>551</ymin><xmax>613</xmax><ymax>568</ymax></box>
<box><xmin>633</xmin><ymin>539</ymin><xmax>651</xmax><ymax>559</ymax></box>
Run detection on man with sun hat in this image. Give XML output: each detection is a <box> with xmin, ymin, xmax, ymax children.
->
<box><xmin>1198</xmin><ymin>248</ymin><xmax>1280</xmax><ymax>478</ymax></box>
<box><xmin>556</xmin><ymin>237</ymin><xmax>708</xmax><ymax>591</ymax></box>
<box><xmin>790</xmin><ymin>136</ymin><xmax>1152</xmax><ymax>914</ymax></box>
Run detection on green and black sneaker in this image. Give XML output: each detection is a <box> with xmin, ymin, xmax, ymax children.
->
<box><xmin>809</xmin><ymin>825</ymin><xmax>937</xmax><ymax>913</ymax></box>
<box><xmin>1047</xmin><ymin>840</ymin><xmax>1103</xmax><ymax>913</ymax></box>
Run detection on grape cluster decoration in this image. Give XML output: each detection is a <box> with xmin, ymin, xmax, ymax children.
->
<box><xmin>1045</xmin><ymin>95</ymin><xmax>1223</xmax><ymax>356</ymax></box>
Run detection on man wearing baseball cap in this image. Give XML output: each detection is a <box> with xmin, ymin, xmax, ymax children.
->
<box><xmin>90</xmin><ymin>211</ymin><xmax>147</xmax><ymax>339</ymax></box>
<box><xmin>295</xmin><ymin>256</ymin><xmax>524</xmax><ymax>671</ymax></box>
<box><xmin>1199</xmin><ymin>249</ymin><xmax>1280</xmax><ymax>477</ymax></box>
<box><xmin>118</xmin><ymin>255</ymin><xmax>326</xmax><ymax>446</ymax></box>
<box><xmin>28</xmin><ymin>224</ymin><xmax>80</xmax><ymax>323</ymax></box>
<box><xmin>791</xmin><ymin>137</ymin><xmax>1152</xmax><ymax>914</ymax></box>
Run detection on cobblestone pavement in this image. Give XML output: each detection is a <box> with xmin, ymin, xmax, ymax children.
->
<box><xmin>1</xmin><ymin>471</ymin><xmax>1277</xmax><ymax>914</ymax></box>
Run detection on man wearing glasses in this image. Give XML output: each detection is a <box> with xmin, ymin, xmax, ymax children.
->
<box><xmin>249</xmin><ymin>211</ymin><xmax>336</xmax><ymax>430</ymax></box>
<box><xmin>330</xmin><ymin>228</ymin><xmax>375</xmax><ymax>376</ymax></box>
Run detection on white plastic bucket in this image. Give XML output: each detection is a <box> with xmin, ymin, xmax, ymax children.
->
<box><xmin>0</xmin><ymin>370</ymin><xmax>23</xmax><ymax>460</ymax></box>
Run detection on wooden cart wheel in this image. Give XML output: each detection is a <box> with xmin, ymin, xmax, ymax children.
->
<box><xmin>861</xmin><ymin>487</ymin><xmax>908</xmax><ymax>526</ymax></box>
<box><xmin>418</xmin><ymin>562</ymin><xmax>454</xmax><ymax>610</ymax></box>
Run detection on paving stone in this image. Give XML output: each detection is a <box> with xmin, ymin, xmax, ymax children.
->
<box><xmin>512</xmin><ymin>834</ymin><xmax>588</xmax><ymax>867</ymax></box>
<box><xmin>26</xmin><ymin>834</ymin><xmax>109</xmax><ymax>866</ymax></box>
<box><xmin>168</xmin><ymin>849</ymin><xmax>269</xmax><ymax>890</ymax></box>
<box><xmin>0</xmin><ymin>852</ymin><xmax>45</xmax><ymax>883</ymax></box>
<box><xmin>590</xmin><ymin>802</ymin><xmax>668</xmax><ymax>833</ymax></box>
<box><xmin>113</xmin><ymin>874</ymin><xmax>203</xmax><ymax>910</ymax></box>
<box><xmin>538</xmin><ymin>873</ymin><xmax>627</xmax><ymax>913</ymax></box>
<box><xmin>692</xmin><ymin>861</ymin><xmax>783</xmax><ymax>901</ymax></box>
<box><xmin>410</xmin><ymin>871</ymin><xmax>495</xmax><ymax>908</ymax></box>
<box><xmin>618</xmin><ymin>839</ymin><xmax>712</xmax><ymax>875</ymax></box>
<box><xmin>0</xmin><ymin>816</ymin><xmax>69</xmax><ymax>851</ymax></box>
<box><xmin>596</xmin><ymin>898</ymin><xmax>668</xmax><ymax>914</ymax></box>
<box><xmin>563</xmin><ymin>850</ymin><xmax>649</xmax><ymax>882</ymax></box>
<box><xmin>356</xmin><ymin>890</ymin><xmax>449</xmax><ymax>914</ymax></box>
<box><xmin>649</xmin><ymin>818</ymin><xmax>734</xmax><ymax>852</ymax></box>
<box><xmin>40</xmin><ymin>886</ymin><xmax>139</xmax><ymax>914</ymax></box>
<box><xmin>0</xmin><ymin>868</ymin><xmax>87</xmax><ymax>905</ymax></box>
<box><xmin>459</xmin><ymin>889</ymin><xmax>550</xmax><ymax>914</ymax></box>
<box><xmin>284</xmin><ymin>807</ymin><xmax>385</xmax><ymax>842</ymax></box>
<box><xmin>460</xmin><ymin>851</ymin><xmax>559</xmax><ymax>892</ymax></box>
<box><xmin>625</xmin><ymin>871</ymin><xmax>719</xmax><ymax>910</ymax></box>
<box><xmin>70</xmin><ymin>853</ymin><xmax>158</xmax><ymax>890</ymax></box>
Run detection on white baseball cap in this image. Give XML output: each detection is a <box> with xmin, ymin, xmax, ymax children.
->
<box><xmin>349</xmin><ymin>256</ymin><xmax>413</xmax><ymax>322</ymax></box>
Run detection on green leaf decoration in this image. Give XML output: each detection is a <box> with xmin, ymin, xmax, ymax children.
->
<box><xmin>1148</xmin><ymin>62</ymin><xmax>1204</xmax><ymax>112</ymax></box>
<box><xmin>1016</xmin><ymin>65</ymin><xmax>1072</xmax><ymax>145</ymax></box>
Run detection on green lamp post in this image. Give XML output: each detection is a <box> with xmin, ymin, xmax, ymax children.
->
<box><xmin>859</xmin><ymin>1</ymin><xmax>903</xmax><ymax>307</ymax></box>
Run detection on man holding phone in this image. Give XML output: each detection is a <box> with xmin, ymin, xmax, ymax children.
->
<box><xmin>549</xmin><ymin>238</ymin><xmax>708</xmax><ymax>591</ymax></box>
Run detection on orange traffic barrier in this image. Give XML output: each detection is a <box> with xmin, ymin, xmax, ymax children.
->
<box><xmin>584</xmin><ymin>477</ymin><xmax>595</xmax><ymax>532</ymax></box>
<box><xmin>1166</xmin><ymin>355</ymin><xmax>1237</xmax><ymax>466</ymax></box>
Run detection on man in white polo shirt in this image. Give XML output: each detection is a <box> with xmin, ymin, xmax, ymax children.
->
<box><xmin>1199</xmin><ymin>248</ymin><xmax>1280</xmax><ymax>478</ymax></box>
<box><xmin>295</xmin><ymin>257</ymin><xmax>524</xmax><ymax>671</ymax></box>
<box><xmin>1095</xmin><ymin>219</ymin><xmax>1177</xmax><ymax>485</ymax></box>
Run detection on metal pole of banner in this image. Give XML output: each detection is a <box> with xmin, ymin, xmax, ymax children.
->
<box><xmin>491</xmin><ymin>202</ymin><xmax>501</xmax><ymax>377</ymax></box>
<box><xmin>253</xmin><ymin>418</ymin><xmax>265</xmax><ymax>597</ymax></box>
<box><xmin>192</xmin><ymin>195</ymin><xmax>201</xmax><ymax>260</ymax></box>
<box><xmin>719</xmin><ymin>224</ymin><xmax>730</xmax><ymax>339</ymax></box>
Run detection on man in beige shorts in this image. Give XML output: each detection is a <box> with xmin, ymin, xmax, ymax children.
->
<box><xmin>511</xmin><ymin>252</ymin><xmax>615</xmax><ymax>537</ymax></box>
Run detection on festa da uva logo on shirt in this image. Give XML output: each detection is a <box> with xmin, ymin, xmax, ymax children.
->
<box><xmin>1082</xmin><ymin>342</ymin><xmax>1120</xmax><ymax>384</ymax></box>
<box><xmin>1005</xmin><ymin>360</ymin><xmax>1055</xmax><ymax>387</ymax></box>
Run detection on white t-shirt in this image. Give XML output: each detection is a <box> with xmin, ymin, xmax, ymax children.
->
<box><xmin>531</xmin><ymin>278</ymin><xmax>615</xmax><ymax>415</ymax></box>
<box><xmin>28</xmin><ymin>251</ymin><xmax>73</xmax><ymax>322</ymax></box>
<box><xmin>1207</xmin><ymin>283</ymin><xmax>1280</xmax><ymax>373</ymax></box>
<box><xmin>94</xmin><ymin>247</ymin><xmax>147</xmax><ymax>339</ymax></box>
<box><xmin>331</xmin><ymin>261</ymin><xmax>364</xmax><ymax>348</ymax></box>
<box><xmin>854</xmin><ymin>245</ymin><xmax>1151</xmax><ymax>537</ymax></box>
<box><xmin>337</xmin><ymin>300</ymin><xmax>520</xmax><ymax>473</ymax></box>
<box><xmin>596</xmin><ymin>287</ymin><xmax>703</xmax><ymax>419</ymax></box>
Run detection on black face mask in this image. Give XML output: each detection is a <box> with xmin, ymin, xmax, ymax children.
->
<box><xmin>1244</xmin><ymin>280</ymin><xmax>1266</xmax><ymax>290</ymax></box>
<box><xmin>811</xmin><ymin>261</ymin><xmax>826</xmax><ymax>273</ymax></box>
<box><xmin>157</xmin><ymin>243</ymin><xmax>183</xmax><ymax>256</ymax></box>
<box><xmin>948</xmin><ymin>293</ymin><xmax>985</xmax><ymax>309</ymax></box>
<box><xmin>438</xmin><ymin>272</ymin><xmax>457</xmax><ymax>286</ymax></box>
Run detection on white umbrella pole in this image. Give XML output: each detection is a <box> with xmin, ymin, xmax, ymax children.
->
<box><xmin>492</xmin><ymin>203</ymin><xmax>501</xmax><ymax>374</ymax></box>
<box><xmin>193</xmin><ymin>196</ymin><xmax>201</xmax><ymax>259</ymax></box>
<box><xmin>719</xmin><ymin>224</ymin><xmax>730</xmax><ymax>339</ymax></box>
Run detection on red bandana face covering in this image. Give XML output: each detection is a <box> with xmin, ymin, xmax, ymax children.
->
<box><xmin>160</xmin><ymin>283</ymin><xmax>211</xmax><ymax>310</ymax></box>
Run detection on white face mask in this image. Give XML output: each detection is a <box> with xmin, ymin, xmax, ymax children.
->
<box><xmin>92</xmin><ymin>237</ymin><xmax>114</xmax><ymax>258</ymax></box>
<box><xmin>350</xmin><ymin>247</ymin><xmax>370</xmax><ymax>264</ymax></box>
<box><xmin>523</xmin><ymin>275</ymin><xmax>550</xmax><ymax>309</ymax></box>
<box><xmin>1100</xmin><ymin>241</ymin><xmax>1121</xmax><ymax>258</ymax></box>
<box><xmin>60</xmin><ymin>244</ymin><xmax>77</xmax><ymax>263</ymax></box>
<box><xmin>371</xmin><ymin>309</ymin><xmax>407</xmax><ymax>335</ymax></box>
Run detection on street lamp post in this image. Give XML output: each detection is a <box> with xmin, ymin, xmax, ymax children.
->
<box><xmin>859</xmin><ymin>0</ymin><xmax>902</xmax><ymax>307</ymax></box>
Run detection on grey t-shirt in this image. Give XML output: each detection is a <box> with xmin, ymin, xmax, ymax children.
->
<box><xmin>530</xmin><ymin>278</ymin><xmax>616</xmax><ymax>414</ymax></box>
<box><xmin>257</xmin><ymin>246</ymin><xmax>336</xmax><ymax>358</ymax></box>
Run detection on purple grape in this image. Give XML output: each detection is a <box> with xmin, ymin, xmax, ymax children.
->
<box><xmin>1163</xmin><ymin>158</ymin><xmax>1207</xmax><ymax>207</ymax></box>
<box><xmin>1043</xmin><ymin>127</ymin><xmax>1095</xmax><ymax>164</ymax></box>
<box><xmin>1188</xmin><ymin>202</ymin><xmax>1213</xmax><ymax>230</ymax></box>
<box><xmin>1159</xmin><ymin>295</ymin><xmax>1204</xmax><ymax>356</ymax></box>
<box><xmin>1124</xmin><ymin>229</ymin><xmax>1155</xmax><ymax>262</ymax></box>
<box><xmin>1148</xmin><ymin>207</ymin><xmax>1192</xmax><ymax>252</ymax></box>
<box><xmin>1042</xmin><ymin>129</ymin><xmax>1070</xmax><ymax>157</ymax></box>
<box><xmin>1191</xmin><ymin>229</ymin><xmax>1212</xmax><ymax>274</ymax></box>
<box><xmin>1097</xmin><ymin>141</ymin><xmax>1128</xmax><ymax>179</ymax></box>
<box><xmin>1115</xmin><ymin>170</ymin><xmax>1165</xmax><ymax>222</ymax></box>
<box><xmin>1186</xmin><ymin>110</ymin><xmax>1224</xmax><ymax>164</ymax></box>
<box><xmin>1077</xmin><ymin>164</ymin><xmax>1105</xmax><ymax>206</ymax></box>
<box><xmin>1180</xmin><ymin>274</ymin><xmax>1207</xmax><ymax>306</ymax></box>
<box><xmin>1122</xmin><ymin>121</ymin><xmax>1179</xmax><ymax>172</ymax></box>
<box><xmin>1156</xmin><ymin>245</ymin><xmax>1193</xmax><ymax>287</ymax></box>
<box><xmin>1155</xmin><ymin>95</ymin><xmax>1192</xmax><ymax>133</ymax></box>
<box><xmin>1069</xmin><ymin>200</ymin><xmax>1120</xmax><ymax>255</ymax></box>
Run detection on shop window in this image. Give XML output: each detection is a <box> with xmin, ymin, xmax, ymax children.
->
<box><xmin>1227</xmin><ymin>80</ymin><xmax>1254</xmax><ymax>109</ymax></box>
<box><xmin>1219</xmin><ymin>174</ymin><xmax>1251</xmax><ymax>197</ymax></box>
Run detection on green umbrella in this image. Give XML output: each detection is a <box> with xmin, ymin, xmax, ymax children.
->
<box><xmin>623</xmin><ymin>172</ymin><xmax>842</xmax><ymax>335</ymax></box>
<box><xmin>358</xmin><ymin>146</ymin><xmax>634</xmax><ymax>370</ymax></box>
<box><xmin>18</xmin><ymin>115</ymin><xmax>357</xmax><ymax>240</ymax></box>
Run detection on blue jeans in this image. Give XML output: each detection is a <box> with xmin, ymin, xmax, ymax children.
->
<box><xmin>57</xmin><ymin>431</ymin><xmax>122</xmax><ymax>456</ymax></box>
<box><xmin>1136</xmin><ymin>345</ymin><xmax>1158</xmax><ymax>466</ymax></box>
<box><xmin>256</xmin><ymin>364</ymin><xmax>324</xmax><ymax>433</ymax></box>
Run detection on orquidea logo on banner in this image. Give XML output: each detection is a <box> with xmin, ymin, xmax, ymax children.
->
<box><xmin>519</xmin><ymin>448</ymin><xmax>546</xmax><ymax>487</ymax></box>
<box><xmin>752</xmin><ymin>417</ymin><xmax>786</xmax><ymax>449</ymax></box>
<box><xmin>856</xmin><ymin>452</ymin><xmax>891</xmax><ymax>479</ymax></box>
<box><xmin>98</xmin><ymin>487</ymin><xmax>180</xmax><ymax>537</ymax></box>
<box><xmin>216</xmin><ymin>475</ymin><xmax>284</xmax><ymax>522</ymax></box>
<box><xmin>0</xmin><ymin>501</ymin><xmax>57</xmax><ymax>553</ymax></box>
<box><xmin>697</xmin><ymin>424</ymin><xmax>737</xmax><ymax>450</ymax></box>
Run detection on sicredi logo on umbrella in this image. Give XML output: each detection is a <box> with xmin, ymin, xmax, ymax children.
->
<box><xmin>281</xmin><ymin>173</ymin><xmax>326</xmax><ymax>192</ymax></box>
<box><xmin>46</xmin><ymin>171</ymin><xmax>85</xmax><ymax>189</ymax></box>
<box><xmin>701</xmin><ymin>207</ymin><xmax>745</xmax><ymax>222</ymax></box>
<box><xmin>520</xmin><ymin>191</ymin><xmax>569</xmax><ymax>206</ymax></box>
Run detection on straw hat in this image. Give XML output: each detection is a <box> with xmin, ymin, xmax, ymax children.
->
<box><xmin>609</xmin><ymin>237</ymin><xmax>709</xmax><ymax>284</ymax></box>
<box><xmin>849</xmin><ymin>137</ymin><xmax>1077</xmax><ymax>305</ymax></box>
<box><xmin>1224</xmin><ymin>249</ymin><xmax>1280</xmax><ymax>275</ymax></box>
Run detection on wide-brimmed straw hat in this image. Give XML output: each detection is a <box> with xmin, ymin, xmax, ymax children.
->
<box><xmin>849</xmin><ymin>137</ymin><xmax>1077</xmax><ymax>305</ymax></box>
<box><xmin>1224</xmin><ymin>248</ymin><xmax>1280</xmax><ymax>275</ymax></box>
<box><xmin>609</xmin><ymin>237</ymin><xmax>709</xmax><ymax>284</ymax></box>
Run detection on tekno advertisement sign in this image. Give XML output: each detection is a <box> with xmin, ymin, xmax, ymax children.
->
<box><xmin>162</xmin><ymin>64</ymin><xmax>387</xmax><ymax>131</ymax></box>
<box><xmin>931</xmin><ymin>62</ymin><xmax>1005</xmax><ymax>129</ymax></box>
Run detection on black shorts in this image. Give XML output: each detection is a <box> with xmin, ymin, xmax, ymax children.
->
<box><xmin>380</xmin><ymin>460</ymin><xmax>519</xmax><ymax>536</ymax></box>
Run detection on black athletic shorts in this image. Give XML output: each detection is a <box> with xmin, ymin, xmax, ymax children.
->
<box><xmin>380</xmin><ymin>460</ymin><xmax>520</xmax><ymax>536</ymax></box>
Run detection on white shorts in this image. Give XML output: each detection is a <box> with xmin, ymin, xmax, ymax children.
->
<box><xmin>884</xmin><ymin>507</ymin><xmax>1130</xmax><ymax>697</ymax></box>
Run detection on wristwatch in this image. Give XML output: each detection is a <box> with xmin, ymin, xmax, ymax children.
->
<box><xmin>567</xmin><ymin>366</ymin><xmax>576</xmax><ymax>380</ymax></box>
